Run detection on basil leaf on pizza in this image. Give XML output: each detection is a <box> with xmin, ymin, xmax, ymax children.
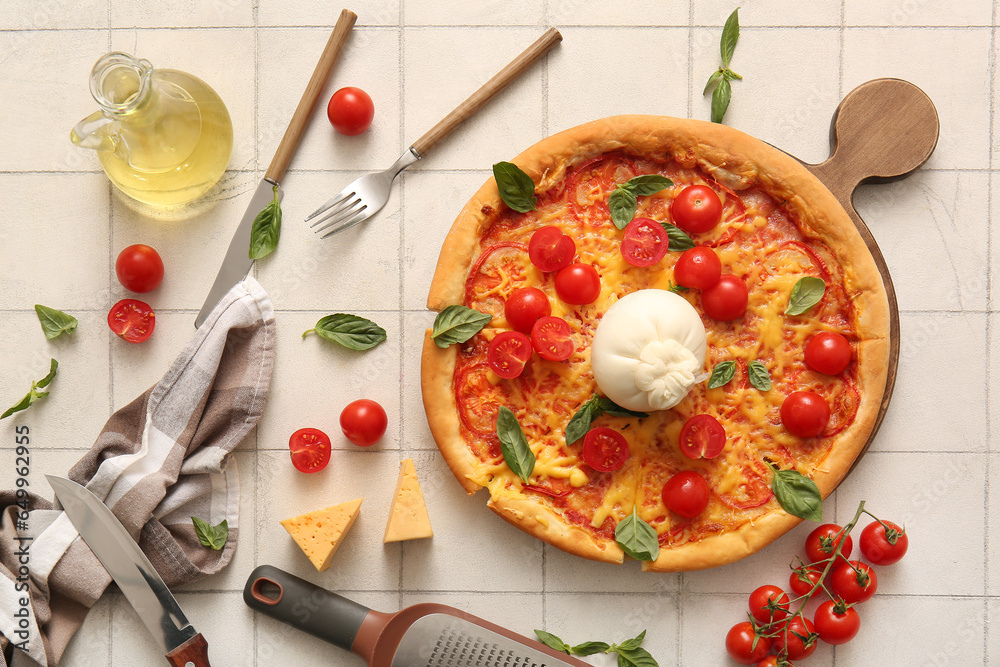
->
<box><xmin>626</xmin><ymin>175</ymin><xmax>672</xmax><ymax>197</ymax></box>
<box><xmin>431</xmin><ymin>305</ymin><xmax>492</xmax><ymax>348</ymax></box>
<box><xmin>493</xmin><ymin>161</ymin><xmax>537</xmax><ymax>213</ymax></box>
<box><xmin>707</xmin><ymin>360</ymin><xmax>736</xmax><ymax>389</ymax></box>
<box><xmin>661</xmin><ymin>223</ymin><xmax>695</xmax><ymax>251</ymax></box>
<box><xmin>497</xmin><ymin>406</ymin><xmax>535</xmax><ymax>483</ymax></box>
<box><xmin>747</xmin><ymin>360</ymin><xmax>771</xmax><ymax>391</ymax></box>
<box><xmin>609</xmin><ymin>175</ymin><xmax>672</xmax><ymax>229</ymax></box>
<box><xmin>786</xmin><ymin>276</ymin><xmax>827</xmax><ymax>315</ymax></box>
<box><xmin>566</xmin><ymin>395</ymin><xmax>647</xmax><ymax>445</ymax></box>
<box><xmin>534</xmin><ymin>630</ymin><xmax>571</xmax><ymax>654</ymax></box>
<box><xmin>771</xmin><ymin>467</ymin><xmax>824</xmax><ymax>522</ymax></box>
<box><xmin>596</xmin><ymin>397</ymin><xmax>648</xmax><ymax>419</ymax></box>
<box><xmin>615</xmin><ymin>506</ymin><xmax>659</xmax><ymax>561</ymax></box>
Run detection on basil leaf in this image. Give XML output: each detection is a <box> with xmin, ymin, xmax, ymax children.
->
<box><xmin>36</xmin><ymin>358</ymin><xmax>59</xmax><ymax>389</ymax></box>
<box><xmin>703</xmin><ymin>68</ymin><xmax>724</xmax><ymax>96</ymax></box>
<box><xmin>493</xmin><ymin>161</ymin><xmax>537</xmax><ymax>213</ymax></box>
<box><xmin>772</xmin><ymin>468</ymin><xmax>823</xmax><ymax>522</ymax></box>
<box><xmin>497</xmin><ymin>406</ymin><xmax>535</xmax><ymax>483</ymax></box>
<box><xmin>616</xmin><ymin>647</ymin><xmax>660</xmax><ymax>667</ymax></box>
<box><xmin>565</xmin><ymin>395</ymin><xmax>600</xmax><ymax>445</ymax></box>
<box><xmin>711</xmin><ymin>76</ymin><xmax>732</xmax><ymax>124</ymax></box>
<box><xmin>625</xmin><ymin>175</ymin><xmax>673</xmax><ymax>197</ymax></box>
<box><xmin>303</xmin><ymin>314</ymin><xmax>386</xmax><ymax>351</ymax></box>
<box><xmin>747</xmin><ymin>360</ymin><xmax>771</xmax><ymax>391</ymax></box>
<box><xmin>34</xmin><ymin>305</ymin><xmax>78</xmax><ymax>339</ymax></box>
<box><xmin>191</xmin><ymin>516</ymin><xmax>228</xmax><ymax>550</ymax></box>
<box><xmin>615</xmin><ymin>506</ymin><xmax>659</xmax><ymax>562</ymax></box>
<box><xmin>249</xmin><ymin>184</ymin><xmax>282</xmax><ymax>260</ymax></box>
<box><xmin>786</xmin><ymin>276</ymin><xmax>827</xmax><ymax>316</ymax></box>
<box><xmin>571</xmin><ymin>641</ymin><xmax>611</xmax><ymax>656</ymax></box>
<box><xmin>596</xmin><ymin>397</ymin><xmax>648</xmax><ymax>419</ymax></box>
<box><xmin>2</xmin><ymin>359</ymin><xmax>58</xmax><ymax>420</ymax></box>
<box><xmin>720</xmin><ymin>8</ymin><xmax>740</xmax><ymax>68</ymax></box>
<box><xmin>661</xmin><ymin>223</ymin><xmax>695</xmax><ymax>252</ymax></box>
<box><xmin>609</xmin><ymin>186</ymin><xmax>638</xmax><ymax>230</ymax></box>
<box><xmin>707</xmin><ymin>360</ymin><xmax>736</xmax><ymax>389</ymax></box>
<box><xmin>534</xmin><ymin>630</ymin><xmax>571</xmax><ymax>654</ymax></box>
<box><xmin>616</xmin><ymin>630</ymin><xmax>647</xmax><ymax>652</ymax></box>
<box><xmin>431</xmin><ymin>305</ymin><xmax>492</xmax><ymax>348</ymax></box>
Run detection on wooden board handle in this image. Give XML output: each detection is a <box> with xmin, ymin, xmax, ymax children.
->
<box><xmin>265</xmin><ymin>9</ymin><xmax>357</xmax><ymax>182</ymax></box>
<box><xmin>165</xmin><ymin>633</ymin><xmax>211</xmax><ymax>667</ymax></box>
<box><xmin>411</xmin><ymin>28</ymin><xmax>562</xmax><ymax>156</ymax></box>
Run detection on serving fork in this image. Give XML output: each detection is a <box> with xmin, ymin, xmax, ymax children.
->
<box><xmin>306</xmin><ymin>27</ymin><xmax>562</xmax><ymax>238</ymax></box>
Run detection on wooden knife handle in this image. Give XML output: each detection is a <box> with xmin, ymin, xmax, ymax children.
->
<box><xmin>265</xmin><ymin>8</ymin><xmax>357</xmax><ymax>183</ymax></box>
<box><xmin>411</xmin><ymin>27</ymin><xmax>562</xmax><ymax>156</ymax></box>
<box><xmin>165</xmin><ymin>633</ymin><xmax>211</xmax><ymax>667</ymax></box>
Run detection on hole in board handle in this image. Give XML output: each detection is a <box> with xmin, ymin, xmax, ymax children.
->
<box><xmin>250</xmin><ymin>577</ymin><xmax>283</xmax><ymax>605</ymax></box>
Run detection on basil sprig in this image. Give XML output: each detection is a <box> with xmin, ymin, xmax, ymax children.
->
<box><xmin>303</xmin><ymin>314</ymin><xmax>386</xmax><ymax>350</ymax></box>
<box><xmin>770</xmin><ymin>464</ymin><xmax>823</xmax><ymax>522</ymax></box>
<box><xmin>533</xmin><ymin>629</ymin><xmax>659</xmax><ymax>666</ymax></box>
<box><xmin>493</xmin><ymin>161</ymin><xmax>537</xmax><ymax>213</ymax></box>
<box><xmin>786</xmin><ymin>276</ymin><xmax>827</xmax><ymax>315</ymax></box>
<box><xmin>661</xmin><ymin>222</ymin><xmax>695</xmax><ymax>251</ymax></box>
<box><xmin>1</xmin><ymin>359</ymin><xmax>58</xmax><ymax>420</ymax></box>
<box><xmin>249</xmin><ymin>184</ymin><xmax>282</xmax><ymax>260</ymax></box>
<box><xmin>608</xmin><ymin>175</ymin><xmax>673</xmax><ymax>229</ymax></box>
<box><xmin>431</xmin><ymin>305</ymin><xmax>492</xmax><ymax>348</ymax></box>
<box><xmin>34</xmin><ymin>305</ymin><xmax>78</xmax><ymax>339</ymax></box>
<box><xmin>615</xmin><ymin>505</ymin><xmax>660</xmax><ymax>562</ymax></box>
<box><xmin>566</xmin><ymin>394</ymin><xmax>648</xmax><ymax>445</ymax></box>
<box><xmin>707</xmin><ymin>360</ymin><xmax>736</xmax><ymax>389</ymax></box>
<box><xmin>747</xmin><ymin>360</ymin><xmax>771</xmax><ymax>391</ymax></box>
<box><xmin>704</xmin><ymin>8</ymin><xmax>743</xmax><ymax>124</ymax></box>
<box><xmin>191</xmin><ymin>516</ymin><xmax>228</xmax><ymax>550</ymax></box>
<box><xmin>496</xmin><ymin>406</ymin><xmax>535</xmax><ymax>483</ymax></box>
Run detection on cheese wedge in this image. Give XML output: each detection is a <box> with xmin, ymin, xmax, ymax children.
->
<box><xmin>383</xmin><ymin>459</ymin><xmax>433</xmax><ymax>543</ymax></box>
<box><xmin>280</xmin><ymin>498</ymin><xmax>363</xmax><ymax>571</ymax></box>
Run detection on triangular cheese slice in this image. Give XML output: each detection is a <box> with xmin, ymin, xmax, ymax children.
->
<box><xmin>280</xmin><ymin>498</ymin><xmax>363</xmax><ymax>571</ymax></box>
<box><xmin>383</xmin><ymin>459</ymin><xmax>433</xmax><ymax>543</ymax></box>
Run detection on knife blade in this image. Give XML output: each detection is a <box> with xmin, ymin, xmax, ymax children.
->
<box><xmin>194</xmin><ymin>9</ymin><xmax>357</xmax><ymax>328</ymax></box>
<box><xmin>47</xmin><ymin>475</ymin><xmax>212</xmax><ymax>667</ymax></box>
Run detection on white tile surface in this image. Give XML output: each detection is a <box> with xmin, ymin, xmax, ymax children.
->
<box><xmin>845</xmin><ymin>0</ymin><xmax>994</xmax><ymax>26</ymax></box>
<box><xmin>110</xmin><ymin>0</ymin><xmax>254</xmax><ymax>28</ymax></box>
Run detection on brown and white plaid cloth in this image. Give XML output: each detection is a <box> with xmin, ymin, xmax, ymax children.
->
<box><xmin>0</xmin><ymin>277</ymin><xmax>275</xmax><ymax>666</ymax></box>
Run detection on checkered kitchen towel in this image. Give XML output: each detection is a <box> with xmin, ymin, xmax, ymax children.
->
<box><xmin>0</xmin><ymin>277</ymin><xmax>275</xmax><ymax>666</ymax></box>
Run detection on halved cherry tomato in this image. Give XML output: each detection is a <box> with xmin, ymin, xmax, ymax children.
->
<box><xmin>804</xmin><ymin>331</ymin><xmax>852</xmax><ymax>375</ymax></box>
<box><xmin>620</xmin><ymin>217</ymin><xmax>669</xmax><ymax>267</ymax></box>
<box><xmin>582</xmin><ymin>427</ymin><xmax>629</xmax><ymax>472</ymax></box>
<box><xmin>830</xmin><ymin>560</ymin><xmax>877</xmax><ymax>604</ymax></box>
<box><xmin>530</xmin><ymin>316</ymin><xmax>573</xmax><ymax>361</ymax></box>
<box><xmin>327</xmin><ymin>87</ymin><xmax>374</xmax><ymax>136</ymax></box>
<box><xmin>115</xmin><ymin>244</ymin><xmax>164</xmax><ymax>293</ymax></box>
<box><xmin>671</xmin><ymin>184</ymin><xmax>722</xmax><ymax>233</ymax></box>
<box><xmin>487</xmin><ymin>331</ymin><xmax>532</xmax><ymax>379</ymax></box>
<box><xmin>528</xmin><ymin>226</ymin><xmax>576</xmax><ymax>272</ymax></box>
<box><xmin>748</xmin><ymin>584</ymin><xmax>791</xmax><ymax>624</ymax></box>
<box><xmin>340</xmin><ymin>399</ymin><xmax>388</xmax><ymax>446</ymax></box>
<box><xmin>814</xmin><ymin>600</ymin><xmax>861</xmax><ymax>645</ymax></box>
<box><xmin>725</xmin><ymin>621</ymin><xmax>771</xmax><ymax>665</ymax></box>
<box><xmin>805</xmin><ymin>523</ymin><xmax>853</xmax><ymax>563</ymax></box>
<box><xmin>661</xmin><ymin>470</ymin><xmax>710</xmax><ymax>518</ymax></box>
<box><xmin>789</xmin><ymin>566</ymin><xmax>823</xmax><ymax>599</ymax></box>
<box><xmin>781</xmin><ymin>391</ymin><xmax>830</xmax><ymax>438</ymax></box>
<box><xmin>678</xmin><ymin>414</ymin><xmax>727</xmax><ymax>459</ymax></box>
<box><xmin>288</xmin><ymin>427</ymin><xmax>331</xmax><ymax>473</ymax></box>
<box><xmin>505</xmin><ymin>287</ymin><xmax>551</xmax><ymax>333</ymax></box>
<box><xmin>701</xmin><ymin>274</ymin><xmax>748</xmax><ymax>320</ymax></box>
<box><xmin>673</xmin><ymin>246</ymin><xmax>722</xmax><ymax>289</ymax></box>
<box><xmin>859</xmin><ymin>520</ymin><xmax>908</xmax><ymax>565</ymax></box>
<box><xmin>773</xmin><ymin>617</ymin><xmax>817</xmax><ymax>660</ymax></box>
<box><xmin>554</xmin><ymin>263</ymin><xmax>600</xmax><ymax>304</ymax></box>
<box><xmin>107</xmin><ymin>298</ymin><xmax>155</xmax><ymax>343</ymax></box>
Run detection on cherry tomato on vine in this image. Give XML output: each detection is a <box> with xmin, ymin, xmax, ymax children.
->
<box><xmin>107</xmin><ymin>299</ymin><xmax>155</xmax><ymax>343</ymax></box>
<box><xmin>554</xmin><ymin>263</ymin><xmax>601</xmax><ymax>304</ymax></box>
<box><xmin>673</xmin><ymin>246</ymin><xmax>722</xmax><ymax>290</ymax></box>
<box><xmin>860</xmin><ymin>520</ymin><xmax>908</xmax><ymax>565</ymax></box>
<box><xmin>701</xmin><ymin>274</ymin><xmax>748</xmax><ymax>321</ymax></box>
<box><xmin>804</xmin><ymin>332</ymin><xmax>852</xmax><ymax>375</ymax></box>
<box><xmin>582</xmin><ymin>427</ymin><xmax>629</xmax><ymax>472</ymax></box>
<box><xmin>755</xmin><ymin>657</ymin><xmax>790</xmax><ymax>667</ymax></box>
<box><xmin>505</xmin><ymin>287</ymin><xmax>551</xmax><ymax>334</ymax></box>
<box><xmin>814</xmin><ymin>600</ymin><xmax>861</xmax><ymax>645</ymax></box>
<box><xmin>115</xmin><ymin>244</ymin><xmax>164</xmax><ymax>293</ymax></box>
<box><xmin>661</xmin><ymin>470</ymin><xmax>709</xmax><ymax>518</ymax></box>
<box><xmin>725</xmin><ymin>621</ymin><xmax>771</xmax><ymax>665</ymax></box>
<box><xmin>340</xmin><ymin>399</ymin><xmax>388</xmax><ymax>447</ymax></box>
<box><xmin>781</xmin><ymin>391</ymin><xmax>830</xmax><ymax>438</ymax></box>
<box><xmin>671</xmin><ymin>184</ymin><xmax>722</xmax><ymax>233</ymax></box>
<box><xmin>620</xmin><ymin>217</ymin><xmax>669</xmax><ymax>267</ymax></box>
<box><xmin>487</xmin><ymin>331</ymin><xmax>532</xmax><ymax>379</ymax></box>
<box><xmin>530</xmin><ymin>316</ymin><xmax>573</xmax><ymax>361</ymax></box>
<box><xmin>678</xmin><ymin>414</ymin><xmax>726</xmax><ymax>459</ymax></box>
<box><xmin>772</xmin><ymin>617</ymin><xmax>817</xmax><ymax>661</ymax></box>
<box><xmin>830</xmin><ymin>560</ymin><xmax>877</xmax><ymax>604</ymax></box>
<box><xmin>805</xmin><ymin>523</ymin><xmax>853</xmax><ymax>563</ymax></box>
<box><xmin>788</xmin><ymin>567</ymin><xmax>823</xmax><ymax>599</ymax></box>
<box><xmin>748</xmin><ymin>584</ymin><xmax>790</xmax><ymax>624</ymax></box>
<box><xmin>327</xmin><ymin>87</ymin><xmax>374</xmax><ymax>136</ymax></box>
<box><xmin>288</xmin><ymin>427</ymin><xmax>332</xmax><ymax>473</ymax></box>
<box><xmin>528</xmin><ymin>226</ymin><xmax>576</xmax><ymax>272</ymax></box>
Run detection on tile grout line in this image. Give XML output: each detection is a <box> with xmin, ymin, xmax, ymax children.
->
<box><xmin>838</xmin><ymin>0</ymin><xmax>846</xmax><ymax>101</ymax></box>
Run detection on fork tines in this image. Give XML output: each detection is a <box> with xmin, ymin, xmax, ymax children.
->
<box><xmin>306</xmin><ymin>191</ymin><xmax>369</xmax><ymax>238</ymax></box>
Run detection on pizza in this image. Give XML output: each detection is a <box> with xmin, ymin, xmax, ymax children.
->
<box><xmin>421</xmin><ymin>115</ymin><xmax>889</xmax><ymax>572</ymax></box>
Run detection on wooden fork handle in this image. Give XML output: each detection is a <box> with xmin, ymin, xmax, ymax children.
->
<box><xmin>411</xmin><ymin>27</ymin><xmax>562</xmax><ymax>156</ymax></box>
<box><xmin>266</xmin><ymin>8</ymin><xmax>357</xmax><ymax>183</ymax></box>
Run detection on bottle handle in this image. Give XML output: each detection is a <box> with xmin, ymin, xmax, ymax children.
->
<box><xmin>70</xmin><ymin>110</ymin><xmax>118</xmax><ymax>153</ymax></box>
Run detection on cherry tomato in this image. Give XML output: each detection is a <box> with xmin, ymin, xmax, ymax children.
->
<box><xmin>671</xmin><ymin>184</ymin><xmax>722</xmax><ymax>233</ymax></box>
<box><xmin>661</xmin><ymin>470</ymin><xmax>709</xmax><ymax>518</ymax></box>
<box><xmin>115</xmin><ymin>244</ymin><xmax>164</xmax><ymax>293</ymax></box>
<box><xmin>725</xmin><ymin>621</ymin><xmax>771</xmax><ymax>665</ymax></box>
<box><xmin>814</xmin><ymin>600</ymin><xmax>861</xmax><ymax>645</ymax></box>
<box><xmin>830</xmin><ymin>560</ymin><xmax>877</xmax><ymax>604</ymax></box>
<box><xmin>781</xmin><ymin>391</ymin><xmax>830</xmax><ymax>438</ymax></box>
<box><xmin>505</xmin><ymin>287</ymin><xmax>551</xmax><ymax>334</ymax></box>
<box><xmin>107</xmin><ymin>298</ymin><xmax>155</xmax><ymax>343</ymax></box>
<box><xmin>860</xmin><ymin>520</ymin><xmax>908</xmax><ymax>565</ymax></box>
<box><xmin>701</xmin><ymin>274</ymin><xmax>748</xmax><ymax>321</ymax></box>
<box><xmin>748</xmin><ymin>584</ymin><xmax>790</xmax><ymax>624</ymax></box>
<box><xmin>620</xmin><ymin>217</ymin><xmax>669</xmax><ymax>267</ymax></box>
<box><xmin>804</xmin><ymin>332</ymin><xmax>852</xmax><ymax>375</ymax></box>
<box><xmin>554</xmin><ymin>263</ymin><xmax>600</xmax><ymax>305</ymax></box>
<box><xmin>528</xmin><ymin>226</ymin><xmax>575</xmax><ymax>272</ymax></box>
<box><xmin>678</xmin><ymin>414</ymin><xmax>726</xmax><ymax>459</ymax></box>
<box><xmin>805</xmin><ymin>523</ymin><xmax>853</xmax><ymax>563</ymax></box>
<box><xmin>530</xmin><ymin>316</ymin><xmax>573</xmax><ymax>361</ymax></box>
<box><xmin>487</xmin><ymin>331</ymin><xmax>532</xmax><ymax>379</ymax></box>
<box><xmin>755</xmin><ymin>657</ymin><xmax>789</xmax><ymax>667</ymax></box>
<box><xmin>673</xmin><ymin>246</ymin><xmax>722</xmax><ymax>290</ymax></box>
<box><xmin>288</xmin><ymin>427</ymin><xmax>331</xmax><ymax>473</ymax></box>
<box><xmin>582</xmin><ymin>427</ymin><xmax>629</xmax><ymax>472</ymax></box>
<box><xmin>339</xmin><ymin>399</ymin><xmax>388</xmax><ymax>446</ymax></box>
<box><xmin>772</xmin><ymin>617</ymin><xmax>817</xmax><ymax>661</ymax></box>
<box><xmin>788</xmin><ymin>566</ymin><xmax>823</xmax><ymax>599</ymax></box>
<box><xmin>327</xmin><ymin>86</ymin><xmax>374</xmax><ymax>136</ymax></box>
